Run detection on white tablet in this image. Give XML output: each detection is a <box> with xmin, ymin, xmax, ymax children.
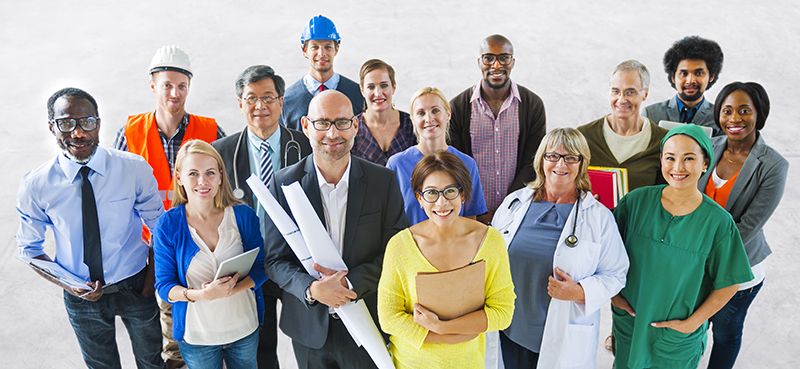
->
<box><xmin>213</xmin><ymin>248</ymin><xmax>260</xmax><ymax>281</ymax></box>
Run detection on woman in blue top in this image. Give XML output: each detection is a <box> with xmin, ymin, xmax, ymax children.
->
<box><xmin>154</xmin><ymin>140</ymin><xmax>266</xmax><ymax>369</ymax></box>
<box><xmin>387</xmin><ymin>87</ymin><xmax>487</xmax><ymax>225</ymax></box>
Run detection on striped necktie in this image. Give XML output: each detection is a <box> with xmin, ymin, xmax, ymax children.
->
<box><xmin>260</xmin><ymin>141</ymin><xmax>273</xmax><ymax>188</ymax></box>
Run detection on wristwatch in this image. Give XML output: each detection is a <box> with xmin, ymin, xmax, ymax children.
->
<box><xmin>304</xmin><ymin>283</ymin><xmax>317</xmax><ymax>305</ymax></box>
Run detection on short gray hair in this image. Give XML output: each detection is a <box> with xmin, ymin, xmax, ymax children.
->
<box><xmin>612</xmin><ymin>60</ymin><xmax>650</xmax><ymax>90</ymax></box>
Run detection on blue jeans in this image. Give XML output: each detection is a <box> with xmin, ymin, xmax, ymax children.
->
<box><xmin>707</xmin><ymin>280</ymin><xmax>763</xmax><ymax>369</ymax></box>
<box><xmin>179</xmin><ymin>328</ymin><xmax>259</xmax><ymax>369</ymax></box>
<box><xmin>63</xmin><ymin>281</ymin><xmax>165</xmax><ymax>369</ymax></box>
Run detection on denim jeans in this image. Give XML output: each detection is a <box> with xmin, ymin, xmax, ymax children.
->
<box><xmin>707</xmin><ymin>280</ymin><xmax>763</xmax><ymax>369</ymax></box>
<box><xmin>179</xmin><ymin>328</ymin><xmax>259</xmax><ymax>369</ymax></box>
<box><xmin>63</xmin><ymin>284</ymin><xmax>165</xmax><ymax>369</ymax></box>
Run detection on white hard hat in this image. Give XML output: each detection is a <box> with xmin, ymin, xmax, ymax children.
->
<box><xmin>148</xmin><ymin>45</ymin><xmax>193</xmax><ymax>78</ymax></box>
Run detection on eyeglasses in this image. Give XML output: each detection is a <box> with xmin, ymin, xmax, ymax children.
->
<box><xmin>49</xmin><ymin>116</ymin><xmax>99</xmax><ymax>133</ymax></box>
<box><xmin>306</xmin><ymin>117</ymin><xmax>355</xmax><ymax>131</ymax></box>
<box><xmin>543</xmin><ymin>152</ymin><xmax>582</xmax><ymax>164</ymax></box>
<box><xmin>480</xmin><ymin>53</ymin><xmax>513</xmax><ymax>66</ymax></box>
<box><xmin>610</xmin><ymin>89</ymin><xmax>644</xmax><ymax>99</ymax></box>
<box><xmin>243</xmin><ymin>95</ymin><xmax>280</xmax><ymax>105</ymax></box>
<box><xmin>418</xmin><ymin>186</ymin><xmax>462</xmax><ymax>203</ymax></box>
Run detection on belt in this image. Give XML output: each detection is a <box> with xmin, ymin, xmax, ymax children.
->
<box><xmin>103</xmin><ymin>267</ymin><xmax>146</xmax><ymax>294</ymax></box>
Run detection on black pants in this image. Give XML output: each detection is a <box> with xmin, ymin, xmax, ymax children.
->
<box><xmin>500</xmin><ymin>331</ymin><xmax>539</xmax><ymax>369</ymax></box>
<box><xmin>257</xmin><ymin>280</ymin><xmax>281</xmax><ymax>369</ymax></box>
<box><xmin>291</xmin><ymin>317</ymin><xmax>377</xmax><ymax>369</ymax></box>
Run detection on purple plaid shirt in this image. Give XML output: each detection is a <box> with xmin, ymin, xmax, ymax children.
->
<box><xmin>351</xmin><ymin>111</ymin><xmax>416</xmax><ymax>166</ymax></box>
<box><xmin>469</xmin><ymin>81</ymin><xmax>521</xmax><ymax>213</ymax></box>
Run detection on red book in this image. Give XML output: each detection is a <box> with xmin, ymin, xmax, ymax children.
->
<box><xmin>588</xmin><ymin>169</ymin><xmax>618</xmax><ymax>209</ymax></box>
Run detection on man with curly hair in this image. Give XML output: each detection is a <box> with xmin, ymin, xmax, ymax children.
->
<box><xmin>643</xmin><ymin>36</ymin><xmax>724</xmax><ymax>136</ymax></box>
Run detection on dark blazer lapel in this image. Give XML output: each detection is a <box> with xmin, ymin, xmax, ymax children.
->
<box><xmin>726</xmin><ymin>135</ymin><xmax>766</xmax><ymax>210</ymax></box>
<box><xmin>342</xmin><ymin>157</ymin><xmax>365</xmax><ymax>262</ymax></box>
<box><xmin>300</xmin><ymin>155</ymin><xmax>326</xmax><ymax>225</ymax></box>
<box><xmin>666</xmin><ymin>96</ymin><xmax>681</xmax><ymax>122</ymax></box>
<box><xmin>694</xmin><ymin>99</ymin><xmax>713</xmax><ymax>125</ymax></box>
<box><xmin>234</xmin><ymin>131</ymin><xmax>255</xmax><ymax>208</ymax></box>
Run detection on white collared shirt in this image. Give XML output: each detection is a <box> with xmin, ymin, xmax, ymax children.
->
<box><xmin>314</xmin><ymin>155</ymin><xmax>351</xmax><ymax>256</ymax></box>
<box><xmin>304</xmin><ymin>73</ymin><xmax>340</xmax><ymax>96</ymax></box>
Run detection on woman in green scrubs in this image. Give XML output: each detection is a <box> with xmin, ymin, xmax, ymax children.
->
<box><xmin>610</xmin><ymin>124</ymin><xmax>753</xmax><ymax>369</ymax></box>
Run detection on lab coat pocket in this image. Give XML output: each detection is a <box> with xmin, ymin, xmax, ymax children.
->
<box><xmin>555</xmin><ymin>241</ymin><xmax>601</xmax><ymax>281</ymax></box>
<box><xmin>558</xmin><ymin>322</ymin><xmax>594</xmax><ymax>367</ymax></box>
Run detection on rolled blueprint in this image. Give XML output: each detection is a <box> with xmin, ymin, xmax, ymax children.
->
<box><xmin>247</xmin><ymin>176</ymin><xmax>394</xmax><ymax>369</ymax></box>
<box><xmin>245</xmin><ymin>175</ymin><xmax>318</xmax><ymax>278</ymax></box>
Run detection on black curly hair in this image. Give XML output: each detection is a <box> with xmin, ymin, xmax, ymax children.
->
<box><xmin>663</xmin><ymin>36</ymin><xmax>724</xmax><ymax>90</ymax></box>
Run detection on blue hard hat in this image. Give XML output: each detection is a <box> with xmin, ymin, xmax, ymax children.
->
<box><xmin>301</xmin><ymin>15</ymin><xmax>341</xmax><ymax>45</ymax></box>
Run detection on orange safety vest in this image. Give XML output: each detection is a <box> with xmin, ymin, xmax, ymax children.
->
<box><xmin>125</xmin><ymin>112</ymin><xmax>218</xmax><ymax>211</ymax></box>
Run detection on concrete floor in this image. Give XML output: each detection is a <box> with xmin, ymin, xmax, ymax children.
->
<box><xmin>1</xmin><ymin>1</ymin><xmax>798</xmax><ymax>368</ymax></box>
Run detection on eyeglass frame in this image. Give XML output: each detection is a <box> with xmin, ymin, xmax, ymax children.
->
<box><xmin>49</xmin><ymin>116</ymin><xmax>100</xmax><ymax>133</ymax></box>
<box><xmin>305</xmin><ymin>116</ymin><xmax>356</xmax><ymax>131</ymax></box>
<box><xmin>241</xmin><ymin>95</ymin><xmax>281</xmax><ymax>105</ymax></box>
<box><xmin>417</xmin><ymin>185</ymin><xmax>463</xmax><ymax>203</ymax></box>
<box><xmin>479</xmin><ymin>53</ymin><xmax>514</xmax><ymax>66</ymax></box>
<box><xmin>610</xmin><ymin>88</ymin><xmax>645</xmax><ymax>99</ymax></box>
<box><xmin>543</xmin><ymin>152</ymin><xmax>583</xmax><ymax>164</ymax></box>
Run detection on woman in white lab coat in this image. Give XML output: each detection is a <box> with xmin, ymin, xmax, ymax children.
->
<box><xmin>491</xmin><ymin>128</ymin><xmax>629</xmax><ymax>368</ymax></box>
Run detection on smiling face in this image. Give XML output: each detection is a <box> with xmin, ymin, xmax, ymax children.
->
<box><xmin>303</xmin><ymin>39</ymin><xmax>338</xmax><ymax>74</ymax></box>
<box><xmin>542</xmin><ymin>146</ymin><xmax>581</xmax><ymax>193</ymax></box>
<box><xmin>176</xmin><ymin>152</ymin><xmax>222</xmax><ymax>205</ymax></box>
<box><xmin>50</xmin><ymin>96</ymin><xmax>100</xmax><ymax>164</ymax></box>
<box><xmin>411</xmin><ymin>93</ymin><xmax>451</xmax><ymax>142</ymax></box>
<box><xmin>718</xmin><ymin>90</ymin><xmax>758</xmax><ymax>143</ymax></box>
<box><xmin>417</xmin><ymin>170</ymin><xmax>463</xmax><ymax>227</ymax></box>
<box><xmin>673</xmin><ymin>59</ymin><xmax>712</xmax><ymax>104</ymax></box>
<box><xmin>361</xmin><ymin>68</ymin><xmax>395</xmax><ymax>112</ymax></box>
<box><xmin>240</xmin><ymin>78</ymin><xmax>284</xmax><ymax>139</ymax></box>
<box><xmin>479</xmin><ymin>40</ymin><xmax>515</xmax><ymax>90</ymax></box>
<box><xmin>151</xmin><ymin>70</ymin><xmax>190</xmax><ymax>115</ymax></box>
<box><xmin>661</xmin><ymin>135</ymin><xmax>708</xmax><ymax>190</ymax></box>
<box><xmin>302</xmin><ymin>91</ymin><xmax>357</xmax><ymax>163</ymax></box>
<box><xmin>610</xmin><ymin>70</ymin><xmax>648</xmax><ymax>120</ymax></box>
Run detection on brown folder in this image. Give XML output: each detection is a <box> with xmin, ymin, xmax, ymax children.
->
<box><xmin>415</xmin><ymin>260</ymin><xmax>486</xmax><ymax>321</ymax></box>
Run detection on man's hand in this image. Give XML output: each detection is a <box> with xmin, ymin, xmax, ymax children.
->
<box><xmin>71</xmin><ymin>281</ymin><xmax>104</xmax><ymax>302</ymax></box>
<box><xmin>309</xmin><ymin>263</ymin><xmax>356</xmax><ymax>308</ymax></box>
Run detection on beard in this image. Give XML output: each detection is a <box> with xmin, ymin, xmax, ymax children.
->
<box><xmin>484</xmin><ymin>73</ymin><xmax>510</xmax><ymax>90</ymax></box>
<box><xmin>678</xmin><ymin>85</ymin><xmax>703</xmax><ymax>103</ymax></box>
<box><xmin>312</xmin><ymin>137</ymin><xmax>351</xmax><ymax>162</ymax></box>
<box><xmin>58</xmin><ymin>136</ymin><xmax>98</xmax><ymax>164</ymax></box>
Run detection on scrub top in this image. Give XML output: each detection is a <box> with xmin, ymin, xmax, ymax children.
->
<box><xmin>612</xmin><ymin>185</ymin><xmax>753</xmax><ymax>369</ymax></box>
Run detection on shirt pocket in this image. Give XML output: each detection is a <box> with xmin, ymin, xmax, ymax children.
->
<box><xmin>100</xmin><ymin>196</ymin><xmax>135</xmax><ymax>240</ymax></box>
<box><xmin>558</xmin><ymin>322</ymin><xmax>595</xmax><ymax>367</ymax></box>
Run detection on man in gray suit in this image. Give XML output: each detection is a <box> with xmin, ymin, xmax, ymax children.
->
<box><xmin>264</xmin><ymin>90</ymin><xmax>408</xmax><ymax>368</ymax></box>
<box><xmin>643</xmin><ymin>36</ymin><xmax>724</xmax><ymax>136</ymax></box>
<box><xmin>212</xmin><ymin>65</ymin><xmax>311</xmax><ymax>369</ymax></box>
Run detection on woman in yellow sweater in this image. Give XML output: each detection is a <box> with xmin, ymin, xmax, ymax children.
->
<box><xmin>378</xmin><ymin>151</ymin><xmax>516</xmax><ymax>368</ymax></box>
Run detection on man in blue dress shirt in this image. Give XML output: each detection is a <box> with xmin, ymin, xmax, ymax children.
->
<box><xmin>16</xmin><ymin>88</ymin><xmax>166</xmax><ymax>369</ymax></box>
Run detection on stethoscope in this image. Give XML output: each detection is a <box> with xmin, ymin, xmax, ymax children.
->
<box><xmin>232</xmin><ymin>127</ymin><xmax>302</xmax><ymax>200</ymax></box>
<box><xmin>496</xmin><ymin>194</ymin><xmax>581</xmax><ymax>248</ymax></box>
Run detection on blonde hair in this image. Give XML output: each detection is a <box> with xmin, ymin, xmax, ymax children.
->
<box><xmin>172</xmin><ymin>140</ymin><xmax>242</xmax><ymax>208</ymax></box>
<box><xmin>528</xmin><ymin>128</ymin><xmax>593</xmax><ymax>202</ymax></box>
<box><xmin>409</xmin><ymin>86</ymin><xmax>451</xmax><ymax>142</ymax></box>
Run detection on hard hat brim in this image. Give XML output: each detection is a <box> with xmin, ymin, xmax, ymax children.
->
<box><xmin>149</xmin><ymin>66</ymin><xmax>193</xmax><ymax>78</ymax></box>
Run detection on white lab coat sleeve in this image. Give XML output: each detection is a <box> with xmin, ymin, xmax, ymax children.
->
<box><xmin>575</xmin><ymin>207</ymin><xmax>629</xmax><ymax>316</ymax></box>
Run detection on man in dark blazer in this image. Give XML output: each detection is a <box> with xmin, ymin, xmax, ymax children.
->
<box><xmin>264</xmin><ymin>90</ymin><xmax>408</xmax><ymax>368</ymax></box>
<box><xmin>212</xmin><ymin>65</ymin><xmax>311</xmax><ymax>369</ymax></box>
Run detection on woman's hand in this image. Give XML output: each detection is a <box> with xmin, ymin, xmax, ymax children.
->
<box><xmin>200</xmin><ymin>273</ymin><xmax>238</xmax><ymax>301</ymax></box>
<box><xmin>610</xmin><ymin>293</ymin><xmax>635</xmax><ymax>316</ymax></box>
<box><xmin>413</xmin><ymin>303</ymin><xmax>441</xmax><ymax>333</ymax></box>
<box><xmin>547</xmin><ymin>268</ymin><xmax>586</xmax><ymax>302</ymax></box>
<box><xmin>650</xmin><ymin>319</ymin><xmax>698</xmax><ymax>334</ymax></box>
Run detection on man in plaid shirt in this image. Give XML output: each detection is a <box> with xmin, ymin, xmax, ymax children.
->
<box><xmin>113</xmin><ymin>45</ymin><xmax>224</xmax><ymax>369</ymax></box>
<box><xmin>449</xmin><ymin>34</ymin><xmax>547</xmax><ymax>224</ymax></box>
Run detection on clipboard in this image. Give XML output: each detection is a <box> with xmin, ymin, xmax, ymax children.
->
<box><xmin>213</xmin><ymin>248</ymin><xmax>260</xmax><ymax>281</ymax></box>
<box><xmin>416</xmin><ymin>260</ymin><xmax>486</xmax><ymax>320</ymax></box>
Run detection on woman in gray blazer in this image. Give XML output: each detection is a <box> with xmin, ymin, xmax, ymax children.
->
<box><xmin>699</xmin><ymin>82</ymin><xmax>789</xmax><ymax>369</ymax></box>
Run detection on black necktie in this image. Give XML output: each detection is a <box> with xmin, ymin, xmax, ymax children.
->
<box><xmin>80</xmin><ymin>166</ymin><xmax>104</xmax><ymax>285</ymax></box>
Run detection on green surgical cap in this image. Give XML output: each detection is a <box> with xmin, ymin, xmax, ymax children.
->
<box><xmin>660</xmin><ymin>124</ymin><xmax>714</xmax><ymax>178</ymax></box>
